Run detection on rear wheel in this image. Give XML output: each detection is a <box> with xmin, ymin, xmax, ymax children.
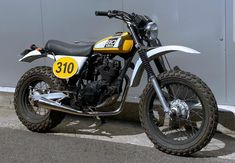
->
<box><xmin>139</xmin><ymin>70</ymin><xmax>218</xmax><ymax>156</ymax></box>
<box><xmin>14</xmin><ymin>66</ymin><xmax>66</xmax><ymax>132</ymax></box>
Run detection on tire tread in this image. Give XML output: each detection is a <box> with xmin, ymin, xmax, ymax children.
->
<box><xmin>139</xmin><ymin>70</ymin><xmax>218</xmax><ymax>156</ymax></box>
<box><xmin>14</xmin><ymin>66</ymin><xmax>66</xmax><ymax>132</ymax></box>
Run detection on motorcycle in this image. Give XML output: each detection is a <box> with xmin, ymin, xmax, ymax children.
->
<box><xmin>15</xmin><ymin>10</ymin><xmax>218</xmax><ymax>156</ymax></box>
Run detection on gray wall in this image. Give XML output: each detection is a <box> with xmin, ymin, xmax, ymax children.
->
<box><xmin>0</xmin><ymin>0</ymin><xmax>231</xmax><ymax>104</ymax></box>
<box><xmin>226</xmin><ymin>0</ymin><xmax>235</xmax><ymax>105</ymax></box>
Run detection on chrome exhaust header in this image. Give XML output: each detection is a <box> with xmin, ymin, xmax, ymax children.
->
<box><xmin>36</xmin><ymin>76</ymin><xmax>130</xmax><ymax>117</ymax></box>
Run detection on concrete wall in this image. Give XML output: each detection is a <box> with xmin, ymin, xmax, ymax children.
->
<box><xmin>0</xmin><ymin>0</ymin><xmax>232</xmax><ymax>105</ymax></box>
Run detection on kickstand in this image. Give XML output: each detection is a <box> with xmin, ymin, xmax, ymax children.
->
<box><xmin>96</xmin><ymin>116</ymin><xmax>106</xmax><ymax>124</ymax></box>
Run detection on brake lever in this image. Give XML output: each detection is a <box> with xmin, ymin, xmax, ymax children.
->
<box><xmin>107</xmin><ymin>11</ymin><xmax>116</xmax><ymax>18</ymax></box>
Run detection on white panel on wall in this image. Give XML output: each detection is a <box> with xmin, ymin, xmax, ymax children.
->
<box><xmin>0</xmin><ymin>0</ymin><xmax>229</xmax><ymax>104</ymax></box>
<box><xmin>0</xmin><ymin>0</ymin><xmax>44</xmax><ymax>87</ymax></box>
<box><xmin>124</xmin><ymin>0</ymin><xmax>226</xmax><ymax>103</ymax></box>
<box><xmin>41</xmin><ymin>0</ymin><xmax>123</xmax><ymax>43</ymax></box>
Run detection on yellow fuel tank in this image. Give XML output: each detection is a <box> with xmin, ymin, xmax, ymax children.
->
<box><xmin>93</xmin><ymin>32</ymin><xmax>134</xmax><ymax>54</ymax></box>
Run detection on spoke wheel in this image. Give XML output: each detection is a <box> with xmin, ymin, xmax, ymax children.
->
<box><xmin>14</xmin><ymin>66</ymin><xmax>66</xmax><ymax>132</ymax></box>
<box><xmin>151</xmin><ymin>83</ymin><xmax>203</xmax><ymax>144</ymax></box>
<box><xmin>139</xmin><ymin>70</ymin><xmax>218</xmax><ymax>156</ymax></box>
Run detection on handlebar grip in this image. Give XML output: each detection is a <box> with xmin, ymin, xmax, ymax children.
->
<box><xmin>95</xmin><ymin>11</ymin><xmax>109</xmax><ymax>16</ymax></box>
<box><xmin>30</xmin><ymin>44</ymin><xmax>38</xmax><ymax>50</ymax></box>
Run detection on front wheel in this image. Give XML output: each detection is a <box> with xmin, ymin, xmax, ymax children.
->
<box><xmin>139</xmin><ymin>70</ymin><xmax>218</xmax><ymax>156</ymax></box>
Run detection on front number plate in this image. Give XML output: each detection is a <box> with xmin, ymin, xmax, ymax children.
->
<box><xmin>53</xmin><ymin>57</ymin><xmax>78</xmax><ymax>79</ymax></box>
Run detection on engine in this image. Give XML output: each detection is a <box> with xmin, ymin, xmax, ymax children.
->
<box><xmin>80</xmin><ymin>55</ymin><xmax>122</xmax><ymax>106</ymax></box>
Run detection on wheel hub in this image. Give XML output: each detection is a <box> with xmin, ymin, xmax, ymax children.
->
<box><xmin>28</xmin><ymin>82</ymin><xmax>50</xmax><ymax>116</ymax></box>
<box><xmin>170</xmin><ymin>99</ymin><xmax>189</xmax><ymax>119</ymax></box>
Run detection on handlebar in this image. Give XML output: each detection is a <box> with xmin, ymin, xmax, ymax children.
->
<box><xmin>95</xmin><ymin>10</ymin><xmax>132</xmax><ymax>21</ymax></box>
<box><xmin>94</xmin><ymin>10</ymin><xmax>155</xmax><ymax>45</ymax></box>
<box><xmin>95</xmin><ymin>11</ymin><xmax>109</xmax><ymax>16</ymax></box>
<box><xmin>94</xmin><ymin>10</ymin><xmax>151</xmax><ymax>31</ymax></box>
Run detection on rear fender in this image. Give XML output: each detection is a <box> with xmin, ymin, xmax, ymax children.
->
<box><xmin>19</xmin><ymin>50</ymin><xmax>53</xmax><ymax>62</ymax></box>
<box><xmin>19</xmin><ymin>50</ymin><xmax>88</xmax><ymax>75</ymax></box>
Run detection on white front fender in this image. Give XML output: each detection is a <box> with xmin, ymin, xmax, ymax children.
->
<box><xmin>130</xmin><ymin>45</ymin><xmax>200</xmax><ymax>87</ymax></box>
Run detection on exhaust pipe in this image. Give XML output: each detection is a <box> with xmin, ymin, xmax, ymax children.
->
<box><xmin>36</xmin><ymin>76</ymin><xmax>130</xmax><ymax>117</ymax></box>
<box><xmin>37</xmin><ymin>97</ymin><xmax>87</xmax><ymax>116</ymax></box>
<box><xmin>37</xmin><ymin>97</ymin><xmax>122</xmax><ymax>116</ymax></box>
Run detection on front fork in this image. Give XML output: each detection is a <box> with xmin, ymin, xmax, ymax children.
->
<box><xmin>127</xmin><ymin>24</ymin><xmax>171</xmax><ymax>114</ymax></box>
<box><xmin>138</xmin><ymin>49</ymin><xmax>172</xmax><ymax>115</ymax></box>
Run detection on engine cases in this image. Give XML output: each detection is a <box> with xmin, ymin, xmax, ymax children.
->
<box><xmin>80</xmin><ymin>81</ymin><xmax>107</xmax><ymax>106</ymax></box>
<box><xmin>80</xmin><ymin>58</ymin><xmax>121</xmax><ymax>106</ymax></box>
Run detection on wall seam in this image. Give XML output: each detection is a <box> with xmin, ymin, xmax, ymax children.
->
<box><xmin>224</xmin><ymin>0</ymin><xmax>228</xmax><ymax>103</ymax></box>
<box><xmin>39</xmin><ymin>0</ymin><xmax>46</xmax><ymax>65</ymax></box>
<box><xmin>39</xmin><ymin>0</ymin><xmax>45</xmax><ymax>45</ymax></box>
<box><xmin>122</xmin><ymin>0</ymin><xmax>125</xmax><ymax>31</ymax></box>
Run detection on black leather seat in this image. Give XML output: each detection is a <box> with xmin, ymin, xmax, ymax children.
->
<box><xmin>45</xmin><ymin>40</ymin><xmax>94</xmax><ymax>56</ymax></box>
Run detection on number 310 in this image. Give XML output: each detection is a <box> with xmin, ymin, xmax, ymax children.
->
<box><xmin>56</xmin><ymin>62</ymin><xmax>74</xmax><ymax>74</ymax></box>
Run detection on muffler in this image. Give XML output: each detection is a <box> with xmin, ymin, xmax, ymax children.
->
<box><xmin>37</xmin><ymin>97</ymin><xmax>87</xmax><ymax>116</ymax></box>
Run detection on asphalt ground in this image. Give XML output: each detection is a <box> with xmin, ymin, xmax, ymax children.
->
<box><xmin>0</xmin><ymin>107</ymin><xmax>235</xmax><ymax>163</ymax></box>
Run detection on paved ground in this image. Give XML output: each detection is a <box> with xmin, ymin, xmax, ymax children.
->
<box><xmin>0</xmin><ymin>107</ymin><xmax>235</xmax><ymax>163</ymax></box>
